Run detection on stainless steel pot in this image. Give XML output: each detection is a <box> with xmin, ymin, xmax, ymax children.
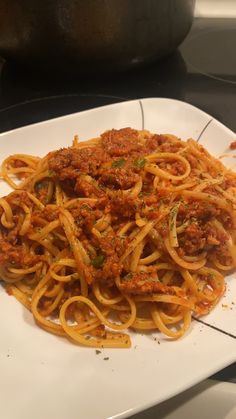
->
<box><xmin>0</xmin><ymin>0</ymin><xmax>196</xmax><ymax>73</ymax></box>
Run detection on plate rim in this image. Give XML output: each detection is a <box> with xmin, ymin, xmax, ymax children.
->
<box><xmin>0</xmin><ymin>97</ymin><xmax>235</xmax><ymax>138</ymax></box>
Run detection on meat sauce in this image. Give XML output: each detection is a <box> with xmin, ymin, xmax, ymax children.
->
<box><xmin>230</xmin><ymin>140</ymin><xmax>236</xmax><ymax>150</ymax></box>
<box><xmin>0</xmin><ymin>128</ymin><xmax>233</xmax><ymax>293</ymax></box>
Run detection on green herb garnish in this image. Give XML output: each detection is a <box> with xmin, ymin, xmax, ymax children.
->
<box><xmin>35</xmin><ymin>181</ymin><xmax>46</xmax><ymax>191</ymax></box>
<box><xmin>91</xmin><ymin>254</ymin><xmax>105</xmax><ymax>269</ymax></box>
<box><xmin>134</xmin><ymin>158</ymin><xmax>146</xmax><ymax>169</ymax></box>
<box><xmin>112</xmin><ymin>159</ymin><xmax>126</xmax><ymax>168</ymax></box>
<box><xmin>81</xmin><ymin>204</ymin><xmax>92</xmax><ymax>211</ymax></box>
<box><xmin>124</xmin><ymin>272</ymin><xmax>133</xmax><ymax>280</ymax></box>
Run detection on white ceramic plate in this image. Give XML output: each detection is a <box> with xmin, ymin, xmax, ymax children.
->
<box><xmin>132</xmin><ymin>380</ymin><xmax>236</xmax><ymax>419</ymax></box>
<box><xmin>0</xmin><ymin>98</ymin><xmax>236</xmax><ymax>419</ymax></box>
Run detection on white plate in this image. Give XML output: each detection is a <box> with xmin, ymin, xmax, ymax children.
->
<box><xmin>132</xmin><ymin>380</ymin><xmax>236</xmax><ymax>419</ymax></box>
<box><xmin>0</xmin><ymin>98</ymin><xmax>236</xmax><ymax>419</ymax></box>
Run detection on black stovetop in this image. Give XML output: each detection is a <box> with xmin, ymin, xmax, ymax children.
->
<box><xmin>0</xmin><ymin>17</ymin><xmax>235</xmax><ymax>385</ymax></box>
<box><xmin>1</xmin><ymin>18</ymin><xmax>236</xmax><ymax>134</ymax></box>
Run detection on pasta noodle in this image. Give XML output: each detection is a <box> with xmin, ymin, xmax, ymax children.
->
<box><xmin>0</xmin><ymin>127</ymin><xmax>235</xmax><ymax>348</ymax></box>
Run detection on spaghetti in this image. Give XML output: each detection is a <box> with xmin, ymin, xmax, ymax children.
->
<box><xmin>0</xmin><ymin>128</ymin><xmax>236</xmax><ymax>348</ymax></box>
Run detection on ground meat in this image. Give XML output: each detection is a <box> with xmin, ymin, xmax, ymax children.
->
<box><xmin>119</xmin><ymin>271</ymin><xmax>173</xmax><ymax>295</ymax></box>
<box><xmin>10</xmin><ymin>159</ymin><xmax>26</xmax><ymax>168</ymax></box>
<box><xmin>48</xmin><ymin>146</ymin><xmax>109</xmax><ymax>179</ymax></box>
<box><xmin>42</xmin><ymin>206</ymin><xmax>60</xmax><ymax>222</ymax></box>
<box><xmin>168</xmin><ymin>161</ymin><xmax>185</xmax><ymax>176</ymax></box>
<box><xmin>142</xmin><ymin>195</ymin><xmax>158</xmax><ymax>206</ymax></box>
<box><xmin>204</xmin><ymin>222</ymin><xmax>228</xmax><ymax>246</ymax></box>
<box><xmin>101</xmin><ymin>128</ymin><xmax>142</xmax><ymax>156</ymax></box>
<box><xmin>179</xmin><ymin>219</ymin><xmax>229</xmax><ymax>255</ymax></box>
<box><xmin>143</xmin><ymin>134</ymin><xmax>182</xmax><ymax>154</ymax></box>
<box><xmin>6</xmin><ymin>191</ymin><xmax>32</xmax><ymax>209</ymax></box>
<box><xmin>110</xmin><ymin>192</ymin><xmax>142</xmax><ymax>219</ymax></box>
<box><xmin>95</xmin><ymin>256</ymin><xmax>122</xmax><ymax>285</ymax></box>
<box><xmin>0</xmin><ymin>239</ymin><xmax>39</xmax><ymax>267</ymax></box>
<box><xmin>215</xmin><ymin>244</ymin><xmax>233</xmax><ymax>266</ymax></box>
<box><xmin>180</xmin><ymin>223</ymin><xmax>206</xmax><ymax>254</ymax></box>
<box><xmin>2</xmin><ymin>216</ymin><xmax>22</xmax><ymax>244</ymax></box>
<box><xmin>75</xmin><ymin>178</ymin><xmax>103</xmax><ymax>197</ymax></box>
<box><xmin>158</xmin><ymin>142</ymin><xmax>182</xmax><ymax>153</ymax></box>
<box><xmin>143</xmin><ymin>133</ymin><xmax>181</xmax><ymax>151</ymax></box>
<box><xmin>178</xmin><ymin>201</ymin><xmax>220</xmax><ymax>222</ymax></box>
<box><xmin>31</xmin><ymin>207</ymin><xmax>60</xmax><ymax>227</ymax></box>
<box><xmin>99</xmin><ymin>168</ymin><xmax>139</xmax><ymax>190</ymax></box>
<box><xmin>144</xmin><ymin>134</ymin><xmax>167</xmax><ymax>152</ymax></box>
<box><xmin>98</xmin><ymin>232</ymin><xmax>127</xmax><ymax>258</ymax></box>
<box><xmin>230</xmin><ymin>140</ymin><xmax>236</xmax><ymax>150</ymax></box>
<box><xmin>145</xmin><ymin>209</ymin><xmax>160</xmax><ymax>220</ymax></box>
<box><xmin>47</xmin><ymin>129</ymin><xmax>188</xmax><ymax>199</ymax></box>
<box><xmin>224</xmin><ymin>178</ymin><xmax>236</xmax><ymax>189</ymax></box>
<box><xmin>203</xmin><ymin>186</ymin><xmax>221</xmax><ymax>197</ymax></box>
<box><xmin>158</xmin><ymin>221</ymin><xmax>169</xmax><ymax>238</ymax></box>
<box><xmin>71</xmin><ymin>203</ymin><xmax>103</xmax><ymax>231</ymax></box>
<box><xmin>83</xmin><ymin>233</ymin><xmax>125</xmax><ymax>285</ymax></box>
<box><xmin>48</xmin><ymin>129</ymin><xmax>148</xmax><ymax>195</ymax></box>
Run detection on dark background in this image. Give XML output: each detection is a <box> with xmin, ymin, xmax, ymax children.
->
<box><xmin>0</xmin><ymin>18</ymin><xmax>236</xmax><ymax>134</ymax></box>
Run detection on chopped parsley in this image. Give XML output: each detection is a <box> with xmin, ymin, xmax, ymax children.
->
<box><xmin>138</xmin><ymin>191</ymin><xmax>151</xmax><ymax>197</ymax></box>
<box><xmin>35</xmin><ymin>181</ymin><xmax>47</xmax><ymax>191</ymax></box>
<box><xmin>81</xmin><ymin>204</ymin><xmax>92</xmax><ymax>211</ymax></box>
<box><xmin>48</xmin><ymin>170</ymin><xmax>55</xmax><ymax>177</ymax></box>
<box><xmin>134</xmin><ymin>158</ymin><xmax>146</xmax><ymax>169</ymax></box>
<box><xmin>123</xmin><ymin>272</ymin><xmax>133</xmax><ymax>280</ymax></box>
<box><xmin>111</xmin><ymin>159</ymin><xmax>126</xmax><ymax>168</ymax></box>
<box><xmin>91</xmin><ymin>254</ymin><xmax>105</xmax><ymax>269</ymax></box>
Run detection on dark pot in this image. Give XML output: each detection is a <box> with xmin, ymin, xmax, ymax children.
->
<box><xmin>0</xmin><ymin>0</ymin><xmax>196</xmax><ymax>74</ymax></box>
